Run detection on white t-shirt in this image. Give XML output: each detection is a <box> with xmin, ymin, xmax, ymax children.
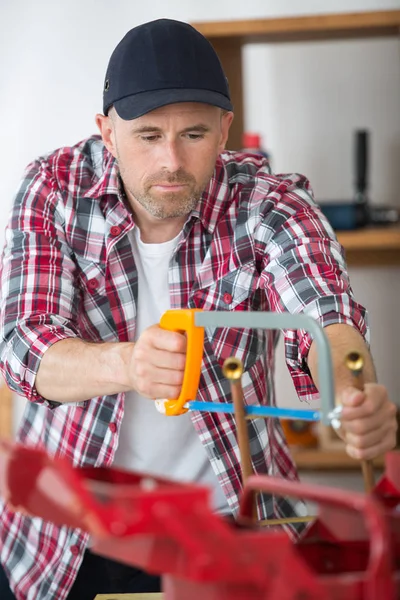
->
<box><xmin>113</xmin><ymin>226</ymin><xmax>229</xmax><ymax>513</ymax></box>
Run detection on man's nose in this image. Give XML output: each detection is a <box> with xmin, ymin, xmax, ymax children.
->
<box><xmin>160</xmin><ymin>141</ymin><xmax>183</xmax><ymax>173</ymax></box>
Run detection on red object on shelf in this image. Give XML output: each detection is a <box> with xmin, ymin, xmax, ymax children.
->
<box><xmin>0</xmin><ymin>438</ymin><xmax>399</xmax><ymax>599</ymax></box>
<box><xmin>242</xmin><ymin>132</ymin><xmax>262</xmax><ymax>150</ymax></box>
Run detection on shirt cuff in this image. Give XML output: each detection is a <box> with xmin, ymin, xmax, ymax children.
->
<box><xmin>3</xmin><ymin>322</ymin><xmax>79</xmax><ymax>407</ymax></box>
<box><xmin>285</xmin><ymin>303</ymin><xmax>369</xmax><ymax>403</ymax></box>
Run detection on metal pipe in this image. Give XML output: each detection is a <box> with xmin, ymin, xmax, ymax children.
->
<box><xmin>345</xmin><ymin>351</ymin><xmax>375</xmax><ymax>493</ymax></box>
<box><xmin>222</xmin><ymin>357</ymin><xmax>254</xmax><ymax>483</ymax></box>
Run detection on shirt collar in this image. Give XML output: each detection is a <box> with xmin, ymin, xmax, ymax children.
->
<box><xmin>83</xmin><ymin>150</ymin><xmax>120</xmax><ymax>199</ymax></box>
<box><xmin>189</xmin><ymin>155</ymin><xmax>231</xmax><ymax>234</ymax></box>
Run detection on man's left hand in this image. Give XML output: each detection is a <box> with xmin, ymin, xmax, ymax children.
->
<box><xmin>336</xmin><ymin>384</ymin><xmax>398</xmax><ymax>460</ymax></box>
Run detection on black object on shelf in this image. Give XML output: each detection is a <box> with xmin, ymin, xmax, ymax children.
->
<box><xmin>320</xmin><ymin>202</ymin><xmax>367</xmax><ymax>231</ymax></box>
<box><xmin>320</xmin><ymin>129</ymin><xmax>399</xmax><ymax>230</ymax></box>
<box><xmin>353</xmin><ymin>129</ymin><xmax>370</xmax><ymax>225</ymax></box>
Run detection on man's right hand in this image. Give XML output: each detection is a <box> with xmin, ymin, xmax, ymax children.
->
<box><xmin>35</xmin><ymin>325</ymin><xmax>187</xmax><ymax>404</ymax></box>
<box><xmin>128</xmin><ymin>324</ymin><xmax>187</xmax><ymax>401</ymax></box>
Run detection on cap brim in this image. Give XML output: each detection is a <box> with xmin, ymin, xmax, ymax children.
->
<box><xmin>112</xmin><ymin>88</ymin><xmax>233</xmax><ymax>120</ymax></box>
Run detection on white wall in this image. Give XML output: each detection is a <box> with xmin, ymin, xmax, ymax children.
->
<box><xmin>1</xmin><ymin>0</ymin><xmax>399</xmax><ymax>431</ymax></box>
<box><xmin>244</xmin><ymin>34</ymin><xmax>400</xmax><ymax>409</ymax></box>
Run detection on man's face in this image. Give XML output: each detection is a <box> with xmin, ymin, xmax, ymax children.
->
<box><xmin>98</xmin><ymin>102</ymin><xmax>233</xmax><ymax>220</ymax></box>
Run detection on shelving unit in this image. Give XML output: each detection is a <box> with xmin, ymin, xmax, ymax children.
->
<box><xmin>192</xmin><ymin>10</ymin><xmax>400</xmax><ymax>267</ymax></box>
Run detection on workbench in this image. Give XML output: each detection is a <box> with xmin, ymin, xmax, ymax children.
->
<box><xmin>95</xmin><ymin>594</ymin><xmax>163</xmax><ymax>599</ymax></box>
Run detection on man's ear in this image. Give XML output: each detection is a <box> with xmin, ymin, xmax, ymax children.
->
<box><xmin>95</xmin><ymin>113</ymin><xmax>117</xmax><ymax>158</ymax></box>
<box><xmin>218</xmin><ymin>111</ymin><xmax>234</xmax><ymax>153</ymax></box>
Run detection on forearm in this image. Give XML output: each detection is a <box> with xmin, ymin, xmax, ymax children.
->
<box><xmin>308</xmin><ymin>323</ymin><xmax>376</xmax><ymax>396</ymax></box>
<box><xmin>35</xmin><ymin>338</ymin><xmax>134</xmax><ymax>403</ymax></box>
<box><xmin>308</xmin><ymin>323</ymin><xmax>397</xmax><ymax>460</ymax></box>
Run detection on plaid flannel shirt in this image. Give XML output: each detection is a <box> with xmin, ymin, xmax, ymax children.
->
<box><xmin>0</xmin><ymin>135</ymin><xmax>368</xmax><ymax>600</ymax></box>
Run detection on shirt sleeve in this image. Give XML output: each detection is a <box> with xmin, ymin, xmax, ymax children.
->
<box><xmin>0</xmin><ymin>159</ymin><xmax>80</xmax><ymax>405</ymax></box>
<box><xmin>257</xmin><ymin>174</ymin><xmax>369</xmax><ymax>403</ymax></box>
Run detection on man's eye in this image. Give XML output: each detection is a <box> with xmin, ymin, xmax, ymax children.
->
<box><xmin>141</xmin><ymin>135</ymin><xmax>160</xmax><ymax>142</ymax></box>
<box><xmin>186</xmin><ymin>133</ymin><xmax>205</xmax><ymax>140</ymax></box>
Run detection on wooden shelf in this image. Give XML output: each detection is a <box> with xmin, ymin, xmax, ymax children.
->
<box><xmin>193</xmin><ymin>10</ymin><xmax>400</xmax><ymax>43</ymax></box>
<box><xmin>336</xmin><ymin>224</ymin><xmax>400</xmax><ymax>250</ymax></box>
<box><xmin>336</xmin><ymin>224</ymin><xmax>400</xmax><ymax>266</ymax></box>
<box><xmin>291</xmin><ymin>447</ymin><xmax>385</xmax><ymax>470</ymax></box>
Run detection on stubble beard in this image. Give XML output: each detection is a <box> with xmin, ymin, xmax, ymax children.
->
<box><xmin>120</xmin><ymin>166</ymin><xmax>206</xmax><ymax>220</ymax></box>
<box><xmin>133</xmin><ymin>187</ymin><xmax>200</xmax><ymax>219</ymax></box>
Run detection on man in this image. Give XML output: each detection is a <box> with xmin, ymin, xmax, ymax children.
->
<box><xmin>0</xmin><ymin>17</ymin><xmax>397</xmax><ymax>600</ymax></box>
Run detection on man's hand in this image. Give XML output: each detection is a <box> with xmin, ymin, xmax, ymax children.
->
<box><xmin>308</xmin><ymin>323</ymin><xmax>398</xmax><ymax>462</ymax></box>
<box><xmin>129</xmin><ymin>324</ymin><xmax>187</xmax><ymax>400</ymax></box>
<box><xmin>35</xmin><ymin>324</ymin><xmax>187</xmax><ymax>404</ymax></box>
<box><xmin>335</xmin><ymin>384</ymin><xmax>397</xmax><ymax>460</ymax></box>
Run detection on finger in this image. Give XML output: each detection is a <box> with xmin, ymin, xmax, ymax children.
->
<box><xmin>344</xmin><ymin>422</ymin><xmax>396</xmax><ymax>451</ymax></box>
<box><xmin>341</xmin><ymin>404</ymin><xmax>376</xmax><ymax>422</ymax></box>
<box><xmin>135</xmin><ymin>346</ymin><xmax>186</xmax><ymax>371</ymax></box>
<box><xmin>134</xmin><ymin>362</ymin><xmax>183</xmax><ymax>398</ymax></box>
<box><xmin>341</xmin><ymin>394</ymin><xmax>386</xmax><ymax>423</ymax></box>
<box><xmin>339</xmin><ymin>387</ymin><xmax>366</xmax><ymax>408</ymax></box>
<box><xmin>147</xmin><ymin>325</ymin><xmax>187</xmax><ymax>353</ymax></box>
<box><xmin>341</xmin><ymin>401</ymin><xmax>397</xmax><ymax>434</ymax></box>
<box><xmin>151</xmin><ymin>365</ymin><xmax>185</xmax><ymax>386</ymax></box>
<box><xmin>146</xmin><ymin>383</ymin><xmax>183</xmax><ymax>401</ymax></box>
<box><xmin>135</xmin><ymin>363</ymin><xmax>184</xmax><ymax>391</ymax></box>
<box><xmin>340</xmin><ymin>383</ymin><xmax>387</xmax><ymax>411</ymax></box>
<box><xmin>346</xmin><ymin>426</ymin><xmax>397</xmax><ymax>461</ymax></box>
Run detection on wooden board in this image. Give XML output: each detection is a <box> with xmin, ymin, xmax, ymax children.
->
<box><xmin>95</xmin><ymin>595</ymin><xmax>163</xmax><ymax>599</ymax></box>
<box><xmin>209</xmin><ymin>37</ymin><xmax>243</xmax><ymax>150</ymax></box>
<box><xmin>336</xmin><ymin>225</ymin><xmax>400</xmax><ymax>266</ymax></box>
<box><xmin>192</xmin><ymin>10</ymin><xmax>400</xmax><ymax>43</ymax></box>
<box><xmin>336</xmin><ymin>225</ymin><xmax>400</xmax><ymax>251</ymax></box>
<box><xmin>292</xmin><ymin>447</ymin><xmax>385</xmax><ymax>470</ymax></box>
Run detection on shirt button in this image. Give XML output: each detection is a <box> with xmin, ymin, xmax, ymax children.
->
<box><xmin>88</xmin><ymin>278</ymin><xmax>99</xmax><ymax>291</ymax></box>
<box><xmin>109</xmin><ymin>422</ymin><xmax>117</xmax><ymax>433</ymax></box>
<box><xmin>70</xmin><ymin>545</ymin><xmax>80</xmax><ymax>556</ymax></box>
<box><xmin>223</xmin><ymin>292</ymin><xmax>232</xmax><ymax>304</ymax></box>
<box><xmin>110</xmin><ymin>225</ymin><xmax>122</xmax><ymax>236</ymax></box>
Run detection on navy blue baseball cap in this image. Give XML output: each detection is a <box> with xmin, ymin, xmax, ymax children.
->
<box><xmin>103</xmin><ymin>18</ymin><xmax>233</xmax><ymax>120</ymax></box>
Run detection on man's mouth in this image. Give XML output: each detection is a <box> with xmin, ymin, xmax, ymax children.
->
<box><xmin>152</xmin><ymin>183</ymin><xmax>189</xmax><ymax>191</ymax></box>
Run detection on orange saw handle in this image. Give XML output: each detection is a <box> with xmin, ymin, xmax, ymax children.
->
<box><xmin>158</xmin><ymin>309</ymin><xmax>204</xmax><ymax>416</ymax></box>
